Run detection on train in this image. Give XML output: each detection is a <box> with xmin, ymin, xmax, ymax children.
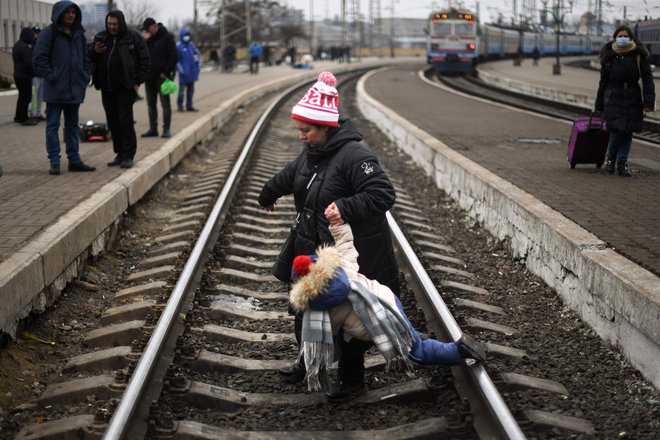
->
<box><xmin>427</xmin><ymin>8</ymin><xmax>605</xmax><ymax>74</ymax></box>
<box><xmin>633</xmin><ymin>18</ymin><xmax>660</xmax><ymax>66</ymax></box>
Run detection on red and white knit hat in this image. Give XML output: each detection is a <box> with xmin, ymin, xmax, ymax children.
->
<box><xmin>291</xmin><ymin>72</ymin><xmax>339</xmax><ymax>127</ymax></box>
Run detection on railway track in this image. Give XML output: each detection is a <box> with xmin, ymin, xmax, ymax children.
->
<box><xmin>433</xmin><ymin>69</ymin><xmax>660</xmax><ymax>145</ymax></box>
<box><xmin>7</xmin><ymin>69</ymin><xmax>656</xmax><ymax>440</ymax></box>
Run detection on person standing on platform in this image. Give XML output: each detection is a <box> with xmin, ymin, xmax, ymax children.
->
<box><xmin>176</xmin><ymin>28</ymin><xmax>201</xmax><ymax>112</ymax></box>
<box><xmin>223</xmin><ymin>43</ymin><xmax>236</xmax><ymax>72</ymax></box>
<box><xmin>209</xmin><ymin>48</ymin><xmax>220</xmax><ymax>71</ymax></box>
<box><xmin>595</xmin><ymin>25</ymin><xmax>655</xmax><ymax>177</ymax></box>
<box><xmin>258</xmin><ymin>72</ymin><xmax>400</xmax><ymax>402</ymax></box>
<box><xmin>532</xmin><ymin>46</ymin><xmax>540</xmax><ymax>66</ymax></box>
<box><xmin>249</xmin><ymin>41</ymin><xmax>262</xmax><ymax>74</ymax></box>
<box><xmin>29</xmin><ymin>27</ymin><xmax>45</xmax><ymax>122</ymax></box>
<box><xmin>12</xmin><ymin>27</ymin><xmax>37</xmax><ymax>126</ymax></box>
<box><xmin>90</xmin><ymin>10</ymin><xmax>150</xmax><ymax>169</ymax></box>
<box><xmin>140</xmin><ymin>17</ymin><xmax>178</xmax><ymax>139</ymax></box>
<box><xmin>32</xmin><ymin>0</ymin><xmax>95</xmax><ymax>175</ymax></box>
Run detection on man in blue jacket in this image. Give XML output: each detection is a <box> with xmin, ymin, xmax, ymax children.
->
<box><xmin>249</xmin><ymin>42</ymin><xmax>262</xmax><ymax>74</ymax></box>
<box><xmin>176</xmin><ymin>28</ymin><xmax>201</xmax><ymax>112</ymax></box>
<box><xmin>32</xmin><ymin>0</ymin><xmax>95</xmax><ymax>175</ymax></box>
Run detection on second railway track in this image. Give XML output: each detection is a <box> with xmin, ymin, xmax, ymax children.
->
<box><xmin>5</xmin><ymin>68</ymin><xmax>658</xmax><ymax>440</ymax></box>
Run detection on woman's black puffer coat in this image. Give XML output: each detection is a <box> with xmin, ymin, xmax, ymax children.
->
<box><xmin>259</xmin><ymin>119</ymin><xmax>400</xmax><ymax>294</ymax></box>
<box><xmin>595</xmin><ymin>43</ymin><xmax>655</xmax><ymax>132</ymax></box>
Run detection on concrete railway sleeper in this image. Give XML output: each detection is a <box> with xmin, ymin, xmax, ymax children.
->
<box><xmin>7</xmin><ymin>70</ymin><xmax>651</xmax><ymax>440</ymax></box>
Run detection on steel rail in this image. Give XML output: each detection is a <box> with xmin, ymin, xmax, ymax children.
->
<box><xmin>102</xmin><ymin>81</ymin><xmax>305</xmax><ymax>440</ymax></box>
<box><xmin>387</xmin><ymin>212</ymin><xmax>526</xmax><ymax>440</ymax></box>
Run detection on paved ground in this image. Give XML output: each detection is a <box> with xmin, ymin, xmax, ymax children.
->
<box><xmin>365</xmin><ymin>60</ymin><xmax>660</xmax><ymax>276</ymax></box>
<box><xmin>0</xmin><ymin>59</ymin><xmax>382</xmax><ymax>264</ymax></box>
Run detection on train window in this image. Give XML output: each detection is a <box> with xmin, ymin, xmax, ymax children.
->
<box><xmin>432</xmin><ymin>22</ymin><xmax>452</xmax><ymax>35</ymax></box>
<box><xmin>455</xmin><ymin>23</ymin><xmax>474</xmax><ymax>37</ymax></box>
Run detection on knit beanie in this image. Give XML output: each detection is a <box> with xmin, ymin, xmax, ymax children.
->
<box><xmin>291</xmin><ymin>72</ymin><xmax>339</xmax><ymax>127</ymax></box>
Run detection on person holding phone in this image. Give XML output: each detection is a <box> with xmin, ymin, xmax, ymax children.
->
<box><xmin>90</xmin><ymin>10</ymin><xmax>150</xmax><ymax>169</ymax></box>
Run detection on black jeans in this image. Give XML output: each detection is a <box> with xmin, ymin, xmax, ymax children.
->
<box><xmin>144</xmin><ymin>76</ymin><xmax>171</xmax><ymax>132</ymax></box>
<box><xmin>13</xmin><ymin>76</ymin><xmax>32</xmax><ymax>122</ymax></box>
<box><xmin>102</xmin><ymin>89</ymin><xmax>137</xmax><ymax>160</ymax></box>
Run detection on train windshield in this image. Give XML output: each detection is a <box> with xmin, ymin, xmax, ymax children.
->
<box><xmin>432</xmin><ymin>22</ymin><xmax>452</xmax><ymax>35</ymax></box>
<box><xmin>455</xmin><ymin>22</ymin><xmax>474</xmax><ymax>37</ymax></box>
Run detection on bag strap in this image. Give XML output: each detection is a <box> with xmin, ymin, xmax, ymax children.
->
<box><xmin>636</xmin><ymin>54</ymin><xmax>644</xmax><ymax>105</ymax></box>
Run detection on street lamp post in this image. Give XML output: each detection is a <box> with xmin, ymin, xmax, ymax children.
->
<box><xmin>542</xmin><ymin>0</ymin><xmax>574</xmax><ymax>75</ymax></box>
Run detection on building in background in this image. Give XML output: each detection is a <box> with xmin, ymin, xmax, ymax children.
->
<box><xmin>0</xmin><ymin>0</ymin><xmax>51</xmax><ymax>84</ymax></box>
<box><xmin>79</xmin><ymin>1</ymin><xmax>109</xmax><ymax>27</ymax></box>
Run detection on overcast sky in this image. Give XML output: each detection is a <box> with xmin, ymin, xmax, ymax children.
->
<box><xmin>52</xmin><ymin>1</ymin><xmax>659</xmax><ymax>27</ymax></box>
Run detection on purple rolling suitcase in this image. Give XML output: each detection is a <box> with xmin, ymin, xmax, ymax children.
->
<box><xmin>567</xmin><ymin>114</ymin><xmax>609</xmax><ymax>169</ymax></box>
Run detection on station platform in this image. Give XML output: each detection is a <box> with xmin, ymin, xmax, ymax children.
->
<box><xmin>0</xmin><ymin>58</ymin><xmax>402</xmax><ymax>338</ymax></box>
<box><xmin>359</xmin><ymin>62</ymin><xmax>659</xmax><ymax>388</ymax></box>
<box><xmin>477</xmin><ymin>56</ymin><xmax>659</xmax><ymax>119</ymax></box>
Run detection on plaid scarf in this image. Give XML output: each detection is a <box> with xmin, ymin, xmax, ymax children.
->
<box><xmin>301</xmin><ymin>280</ymin><xmax>415</xmax><ymax>391</ymax></box>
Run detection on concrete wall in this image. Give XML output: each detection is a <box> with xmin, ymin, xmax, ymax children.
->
<box><xmin>357</xmin><ymin>69</ymin><xmax>660</xmax><ymax>390</ymax></box>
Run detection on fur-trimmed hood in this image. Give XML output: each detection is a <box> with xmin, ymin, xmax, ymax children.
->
<box><xmin>289</xmin><ymin>246</ymin><xmax>350</xmax><ymax>313</ymax></box>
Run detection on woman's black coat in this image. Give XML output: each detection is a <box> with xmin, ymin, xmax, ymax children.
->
<box><xmin>595</xmin><ymin>43</ymin><xmax>655</xmax><ymax>132</ymax></box>
<box><xmin>259</xmin><ymin>119</ymin><xmax>400</xmax><ymax>293</ymax></box>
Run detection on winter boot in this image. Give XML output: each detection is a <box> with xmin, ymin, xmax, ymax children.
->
<box><xmin>278</xmin><ymin>357</ymin><xmax>306</xmax><ymax>384</ymax></box>
<box><xmin>605</xmin><ymin>154</ymin><xmax>616</xmax><ymax>174</ymax></box>
<box><xmin>617</xmin><ymin>160</ymin><xmax>631</xmax><ymax>177</ymax></box>
<box><xmin>327</xmin><ymin>336</ymin><xmax>371</xmax><ymax>403</ymax></box>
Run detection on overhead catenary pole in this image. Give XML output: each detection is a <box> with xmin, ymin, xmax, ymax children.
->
<box><xmin>220</xmin><ymin>0</ymin><xmax>226</xmax><ymax>57</ymax></box>
<box><xmin>310</xmin><ymin>0</ymin><xmax>314</xmax><ymax>55</ymax></box>
<box><xmin>245</xmin><ymin>0</ymin><xmax>252</xmax><ymax>44</ymax></box>
<box><xmin>341</xmin><ymin>0</ymin><xmax>347</xmax><ymax>49</ymax></box>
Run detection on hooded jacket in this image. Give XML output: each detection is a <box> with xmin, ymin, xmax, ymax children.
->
<box><xmin>90</xmin><ymin>10</ymin><xmax>150</xmax><ymax>91</ymax></box>
<box><xmin>145</xmin><ymin>23</ymin><xmax>178</xmax><ymax>80</ymax></box>
<box><xmin>176</xmin><ymin>28</ymin><xmax>201</xmax><ymax>84</ymax></box>
<box><xmin>289</xmin><ymin>224</ymin><xmax>399</xmax><ymax>341</ymax></box>
<box><xmin>32</xmin><ymin>0</ymin><xmax>89</xmax><ymax>104</ymax></box>
<box><xmin>595</xmin><ymin>42</ymin><xmax>655</xmax><ymax>132</ymax></box>
<box><xmin>13</xmin><ymin>27</ymin><xmax>35</xmax><ymax>79</ymax></box>
<box><xmin>259</xmin><ymin>119</ymin><xmax>399</xmax><ymax>293</ymax></box>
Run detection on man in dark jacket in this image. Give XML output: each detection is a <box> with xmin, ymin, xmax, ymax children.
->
<box><xmin>91</xmin><ymin>10</ymin><xmax>150</xmax><ymax>169</ymax></box>
<box><xmin>140</xmin><ymin>17</ymin><xmax>178</xmax><ymax>139</ymax></box>
<box><xmin>12</xmin><ymin>27</ymin><xmax>37</xmax><ymax>126</ymax></box>
<box><xmin>32</xmin><ymin>0</ymin><xmax>95</xmax><ymax>175</ymax></box>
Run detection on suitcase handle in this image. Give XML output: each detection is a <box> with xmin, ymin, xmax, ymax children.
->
<box><xmin>587</xmin><ymin>112</ymin><xmax>606</xmax><ymax>133</ymax></box>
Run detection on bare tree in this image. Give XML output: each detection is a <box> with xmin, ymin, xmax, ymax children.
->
<box><xmin>119</xmin><ymin>0</ymin><xmax>159</xmax><ymax>29</ymax></box>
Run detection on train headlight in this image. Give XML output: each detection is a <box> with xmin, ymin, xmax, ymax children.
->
<box><xmin>467</xmin><ymin>43</ymin><xmax>476</xmax><ymax>51</ymax></box>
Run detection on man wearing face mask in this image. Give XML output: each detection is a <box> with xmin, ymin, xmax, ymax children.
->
<box><xmin>90</xmin><ymin>10</ymin><xmax>150</xmax><ymax>169</ymax></box>
<box><xmin>595</xmin><ymin>25</ymin><xmax>655</xmax><ymax>177</ymax></box>
<box><xmin>176</xmin><ymin>28</ymin><xmax>201</xmax><ymax>112</ymax></box>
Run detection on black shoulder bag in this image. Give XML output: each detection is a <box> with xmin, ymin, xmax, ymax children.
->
<box><xmin>271</xmin><ymin>169</ymin><xmax>325</xmax><ymax>282</ymax></box>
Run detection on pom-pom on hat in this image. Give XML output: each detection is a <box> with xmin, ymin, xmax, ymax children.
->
<box><xmin>291</xmin><ymin>72</ymin><xmax>339</xmax><ymax>127</ymax></box>
<box><xmin>292</xmin><ymin>255</ymin><xmax>314</xmax><ymax>278</ymax></box>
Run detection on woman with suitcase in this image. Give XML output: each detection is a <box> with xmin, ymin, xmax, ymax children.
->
<box><xmin>595</xmin><ymin>25</ymin><xmax>655</xmax><ymax>176</ymax></box>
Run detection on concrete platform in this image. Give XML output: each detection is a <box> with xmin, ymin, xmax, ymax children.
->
<box><xmin>0</xmin><ymin>58</ymin><xmax>408</xmax><ymax>338</ymax></box>
<box><xmin>358</xmin><ymin>62</ymin><xmax>660</xmax><ymax>389</ymax></box>
<box><xmin>477</xmin><ymin>56</ymin><xmax>659</xmax><ymax>119</ymax></box>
